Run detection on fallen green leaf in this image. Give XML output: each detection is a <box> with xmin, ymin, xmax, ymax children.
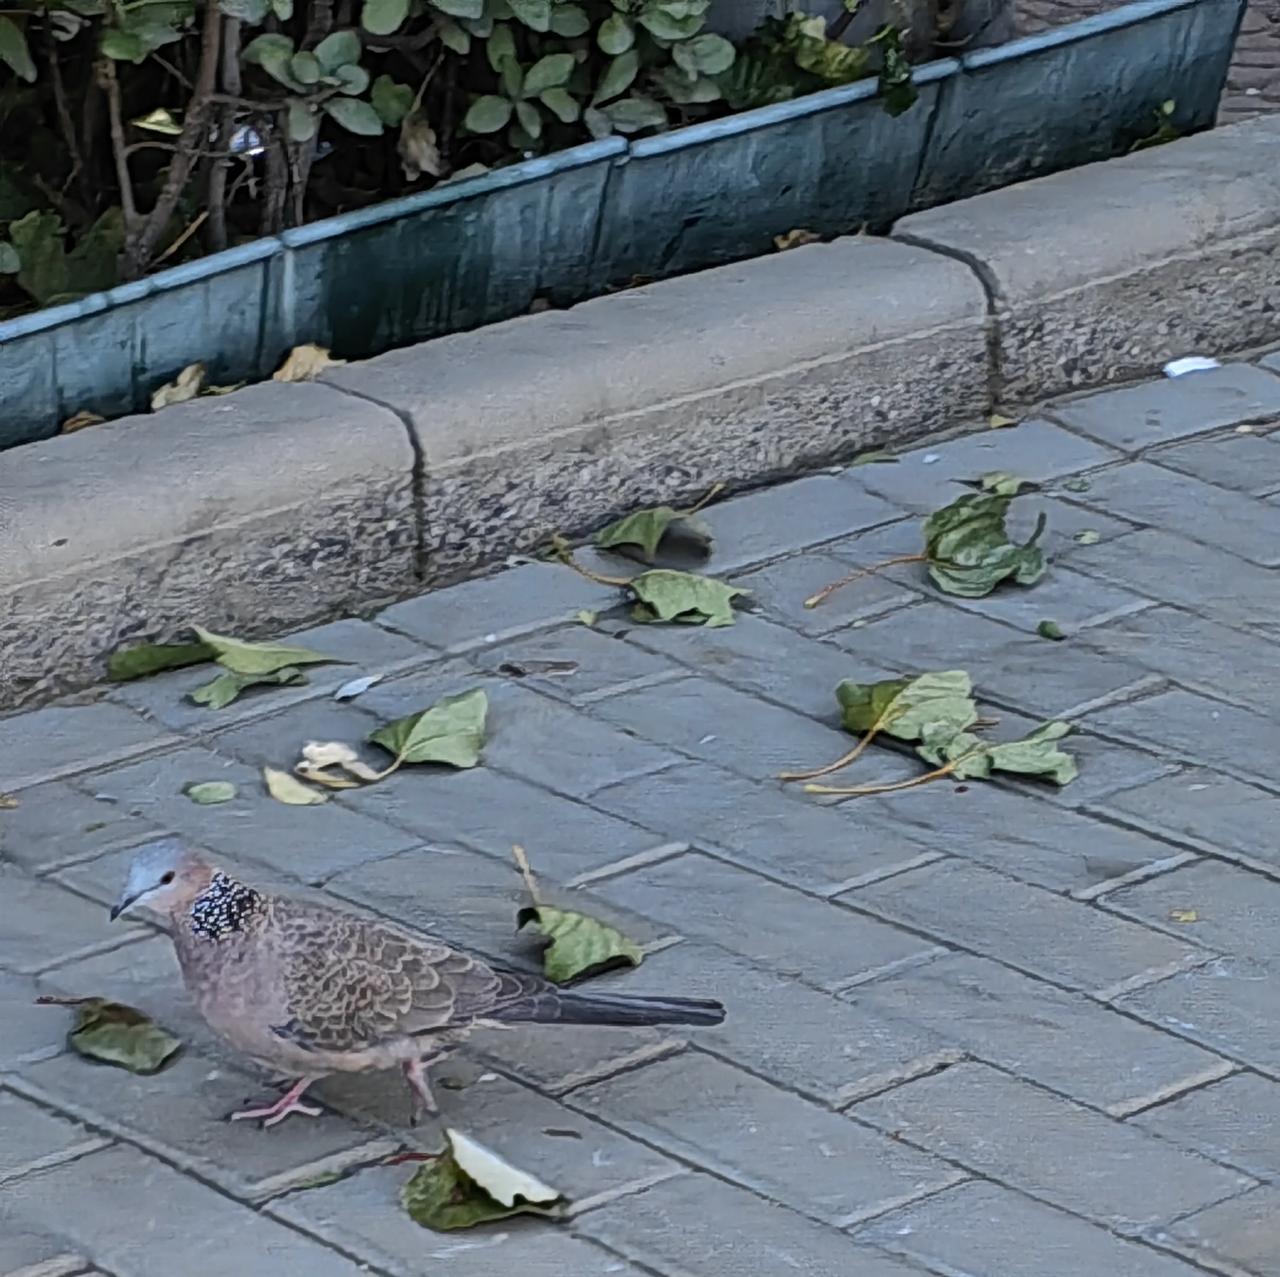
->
<box><xmin>39</xmin><ymin>996</ymin><xmax>182</xmax><ymax>1073</ymax></box>
<box><xmin>1074</xmin><ymin>529</ymin><xmax>1101</xmax><ymax>546</ymax></box>
<box><xmin>108</xmin><ymin>640</ymin><xmax>214</xmax><ymax>682</ymax></box>
<box><xmin>596</xmin><ymin>505</ymin><xmax>711</xmax><ymax>562</ymax></box>
<box><xmin>369</xmin><ymin>688</ymin><xmax>488</xmax><ymax>768</ymax></box>
<box><xmin>629</xmin><ymin>570</ymin><xmax>747</xmax><ymax>628</ymax></box>
<box><xmin>189</xmin><ymin>666</ymin><xmax>308</xmax><ymax>709</ymax></box>
<box><xmin>975</xmin><ymin>471</ymin><xmax>1036</xmax><ymax>497</ymax></box>
<box><xmin>919</xmin><ymin>720</ymin><xmax>1078</xmax><ymax>786</ymax></box>
<box><xmin>191</xmin><ymin>626</ymin><xmax>341</xmax><ymax>676</ymax></box>
<box><xmin>518</xmin><ymin>905</ymin><xmax>644</xmax><ymax>984</ymax></box>
<box><xmin>184</xmin><ymin>781</ymin><xmax>238</xmax><ymax>804</ymax></box>
<box><xmin>575</xmin><ymin>610</ymin><xmax>597</xmax><ymax>627</ymax></box>
<box><xmin>988</xmin><ymin>412</ymin><xmax>1018</xmax><ymax>429</ymax></box>
<box><xmin>1062</xmin><ymin>477</ymin><xmax>1091</xmax><ymax>493</ymax></box>
<box><xmin>850</xmin><ymin>449</ymin><xmax>898</xmax><ymax>466</ymax></box>
<box><xmin>923</xmin><ymin>492</ymin><xmax>1047</xmax><ymax>598</ymax></box>
<box><xmin>1037</xmin><ymin>620</ymin><xmax>1066</xmax><ymax>641</ymax></box>
<box><xmin>838</xmin><ymin>671</ymin><xmax>978</xmax><ymax>744</ymax></box>
<box><xmin>402</xmin><ymin>1128</ymin><xmax>566</xmax><ymax>1231</ymax></box>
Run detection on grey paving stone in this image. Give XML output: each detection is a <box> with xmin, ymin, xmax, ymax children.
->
<box><xmin>575</xmin><ymin>1172</ymin><xmax>923</xmax><ymax>1277</ymax></box>
<box><xmin>10</xmin><ymin>1051</ymin><xmax>393</xmax><ymax>1202</ymax></box>
<box><xmin>589</xmin><ymin>763</ymin><xmax>938</xmax><ymax>896</ymax></box>
<box><xmin>846</xmin><ymin>859</ymin><xmax>1200</xmax><ymax>994</ymax></box>
<box><xmin>325</xmin><ymin>844</ymin><xmax>670</xmax><ymax>969</ymax></box>
<box><xmin>271</xmin><ymin>1164</ymin><xmax>647</xmax><ymax>1277</ymax></box>
<box><xmin>469</xmin><ymin>624</ymin><xmax>678</xmax><ymax>702</ymax></box>
<box><xmin>316</xmin><ymin>1069</ymin><xmax>677</xmax><ymax>1205</ymax></box>
<box><xmin>1151</xmin><ymin>431</ymin><xmax>1280</xmax><ymax>497</ymax></box>
<box><xmin>1070</xmin><ymin>461</ymin><xmax>1280</xmax><ymax>566</ymax></box>
<box><xmin>854</xmin><ymin>781</ymin><xmax>1189</xmax><ymax>896</ymax></box>
<box><xmin>357</xmin><ymin>667</ymin><xmax>674</xmax><ymax>800</ymax></box>
<box><xmin>1048</xmin><ymin>364</ymin><xmax>1280</xmax><ymax>451</ymax></box>
<box><xmin>0</xmin><ymin>704</ymin><xmax>177</xmax><ymax>792</ymax></box>
<box><xmin>934</xmin><ymin>564</ymin><xmax>1153</xmax><ymax>637</ymax></box>
<box><xmin>83</xmin><ymin>746</ymin><xmax>418</xmax><ymax>883</ymax></box>
<box><xmin>1162</xmin><ymin>1185</ymin><xmax>1280</xmax><ymax>1277</ymax></box>
<box><xmin>1132</xmin><ymin>1072</ymin><xmax>1280</xmax><ymax>1183</ymax></box>
<box><xmin>1118</xmin><ymin>960</ymin><xmax>1280</xmax><ymax>1077</ymax></box>
<box><xmin>1084</xmin><ymin>606</ymin><xmax>1280</xmax><ymax>717</ymax></box>
<box><xmin>200</xmin><ymin>693</ymin><xmax>383</xmax><ymax>769</ymax></box>
<box><xmin>0</xmin><ymin>864</ymin><xmax>147</xmax><ymax>974</ymax></box>
<box><xmin>590</xmin><ymin>852</ymin><xmax>938</xmax><ymax>989</ymax></box>
<box><xmin>0</xmin><ymin>971</ymin><xmax>63</xmax><ymax>1070</ymax></box>
<box><xmin>619</xmin><ymin>611</ymin><xmax>897</xmax><ymax>720</ymax></box>
<box><xmin>728</xmin><ymin>545</ymin><xmax>921</xmax><ymax>638</ymax></box>
<box><xmin>0</xmin><ymin>1092</ymin><xmax>106</xmax><ymax>1185</ymax></box>
<box><xmin>0</xmin><ymin>1144</ymin><xmax>367</xmax><ymax>1277</ymax></box>
<box><xmin>1104</xmin><ymin>859</ymin><xmax>1280</xmax><ymax>964</ymax></box>
<box><xmin>1263</xmin><ymin>351</ymin><xmax>1280</xmax><ymax>376</ymax></box>
<box><xmin>0</xmin><ymin>780</ymin><xmax>162</xmax><ymax>874</ymax></box>
<box><xmin>1070</xmin><ymin>528</ymin><xmax>1280</xmax><ymax>628</ymax></box>
<box><xmin>698</xmin><ymin>474</ymin><xmax>901</xmax><ymax>573</ymax></box>
<box><xmin>828</xmin><ymin>602</ymin><xmax>1156</xmax><ymax>720</ymax></box>
<box><xmin>108</xmin><ymin>617</ymin><xmax>434</xmax><ymax>733</ymax></box>
<box><xmin>340</xmin><ymin>765</ymin><xmax>674</xmax><ymax>885</ymax></box>
<box><xmin>465</xmin><ymin>1018</ymin><xmax>683</xmax><ymax>1096</ymax></box>
<box><xmin>850</xmin><ymin>953</ymin><xmax>1231</xmax><ymax>1115</ymax></box>
<box><xmin>0</xmin><ymin>1225</ymin><xmax>85</xmax><ymax>1277</ymax></box>
<box><xmin>839</xmin><ymin>417</ymin><xmax>1122</xmax><ymax>514</ymax></box>
<box><xmin>855</xmin><ymin>1179</ymin><xmax>1212</xmax><ymax>1277</ymax></box>
<box><xmin>580</xmin><ymin>940</ymin><xmax>958</xmax><ymax>1107</ymax></box>
<box><xmin>1088</xmin><ymin>688</ymin><xmax>1280</xmax><ymax>792</ymax></box>
<box><xmin>589</xmin><ymin>676</ymin><xmax>918</xmax><ymax>786</ymax></box>
<box><xmin>572</xmin><ymin>1053</ymin><xmax>958</xmax><ymax>1226</ymax></box>
<box><xmin>851</xmin><ymin>1062</ymin><xmax>1252</xmax><ymax>1232</ymax></box>
<box><xmin>1101</xmin><ymin>767</ymin><xmax>1280</xmax><ymax>877</ymax></box>
<box><xmin>376</xmin><ymin>560</ymin><xmax>618</xmax><ymax>651</ymax></box>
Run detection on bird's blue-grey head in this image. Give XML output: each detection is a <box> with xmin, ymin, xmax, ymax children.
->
<box><xmin>111</xmin><ymin>838</ymin><xmax>209</xmax><ymax>921</ymax></box>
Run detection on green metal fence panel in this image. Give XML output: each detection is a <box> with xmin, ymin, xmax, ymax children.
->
<box><xmin>911</xmin><ymin>0</ymin><xmax>1246</xmax><ymax>209</ymax></box>
<box><xmin>590</xmin><ymin>60</ymin><xmax>956</xmax><ymax>291</ymax></box>
<box><xmin>275</xmin><ymin>138</ymin><xmax>625</xmax><ymax>365</ymax></box>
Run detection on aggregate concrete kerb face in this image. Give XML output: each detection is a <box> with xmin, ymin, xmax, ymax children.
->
<box><xmin>2</xmin><ymin>115</ymin><xmax>1280</xmax><ymax>711</ymax></box>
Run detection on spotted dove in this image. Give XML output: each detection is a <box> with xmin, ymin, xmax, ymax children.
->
<box><xmin>110</xmin><ymin>839</ymin><xmax>725</xmax><ymax>1127</ymax></box>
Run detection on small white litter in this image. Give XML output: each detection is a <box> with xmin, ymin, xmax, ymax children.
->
<box><xmin>1163</xmin><ymin>356</ymin><xmax>1222</xmax><ymax>377</ymax></box>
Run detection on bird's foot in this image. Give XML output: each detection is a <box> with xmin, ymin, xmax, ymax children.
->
<box><xmin>402</xmin><ymin>1057</ymin><xmax>441</xmax><ymax>1126</ymax></box>
<box><xmin>226</xmin><ymin>1078</ymin><xmax>321</xmax><ymax>1128</ymax></box>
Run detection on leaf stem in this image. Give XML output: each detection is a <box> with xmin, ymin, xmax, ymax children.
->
<box><xmin>780</xmin><ymin>719</ymin><xmax>886</xmax><ymax>782</ymax></box>
<box><xmin>802</xmin><ymin>748</ymin><xmax>985</xmax><ymax>796</ymax></box>
<box><xmin>549</xmin><ymin>535</ymin><xmax>634</xmax><ymax>588</ymax></box>
<box><xmin>804</xmin><ymin>554</ymin><xmax>926</xmax><ymax>609</ymax></box>
<box><xmin>681</xmin><ymin>481</ymin><xmax>724</xmax><ymax>518</ymax></box>
<box><xmin>512</xmin><ymin>843</ymin><xmax>543</xmax><ymax>904</ymax></box>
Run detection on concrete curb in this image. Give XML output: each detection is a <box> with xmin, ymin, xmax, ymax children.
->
<box><xmin>3</xmin><ymin>115</ymin><xmax>1280</xmax><ymax>711</ymax></box>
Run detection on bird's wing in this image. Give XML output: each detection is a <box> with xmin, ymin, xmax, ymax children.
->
<box><xmin>266</xmin><ymin>898</ymin><xmax>540</xmax><ymax>1054</ymax></box>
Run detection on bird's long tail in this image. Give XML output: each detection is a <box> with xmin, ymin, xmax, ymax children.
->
<box><xmin>494</xmin><ymin>988</ymin><xmax>725</xmax><ymax>1028</ymax></box>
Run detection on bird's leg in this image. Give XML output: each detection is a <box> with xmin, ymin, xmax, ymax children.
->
<box><xmin>402</xmin><ymin>1052</ymin><xmax>453</xmax><ymax>1126</ymax></box>
<box><xmin>226</xmin><ymin>1076</ymin><xmax>323</xmax><ymax>1128</ymax></box>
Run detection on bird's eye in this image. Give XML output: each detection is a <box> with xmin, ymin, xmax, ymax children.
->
<box><xmin>160</xmin><ymin>871</ymin><xmax>175</xmax><ymax>885</ymax></box>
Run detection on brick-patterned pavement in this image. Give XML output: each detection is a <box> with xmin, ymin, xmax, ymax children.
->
<box><xmin>5</xmin><ymin>352</ymin><xmax>1280</xmax><ymax>1275</ymax></box>
<box><xmin>1019</xmin><ymin>0</ymin><xmax>1280</xmax><ymax>121</ymax></box>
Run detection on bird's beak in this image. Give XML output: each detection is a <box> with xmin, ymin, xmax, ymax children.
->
<box><xmin>110</xmin><ymin>891</ymin><xmax>140</xmax><ymax>922</ymax></box>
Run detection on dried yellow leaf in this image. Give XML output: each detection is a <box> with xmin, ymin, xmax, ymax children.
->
<box><xmin>150</xmin><ymin>363</ymin><xmax>206</xmax><ymax>410</ymax></box>
<box><xmin>263</xmin><ymin>766</ymin><xmax>328</xmax><ymax>805</ymax></box>
<box><xmin>273</xmin><ymin>344</ymin><xmax>345</xmax><ymax>383</ymax></box>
